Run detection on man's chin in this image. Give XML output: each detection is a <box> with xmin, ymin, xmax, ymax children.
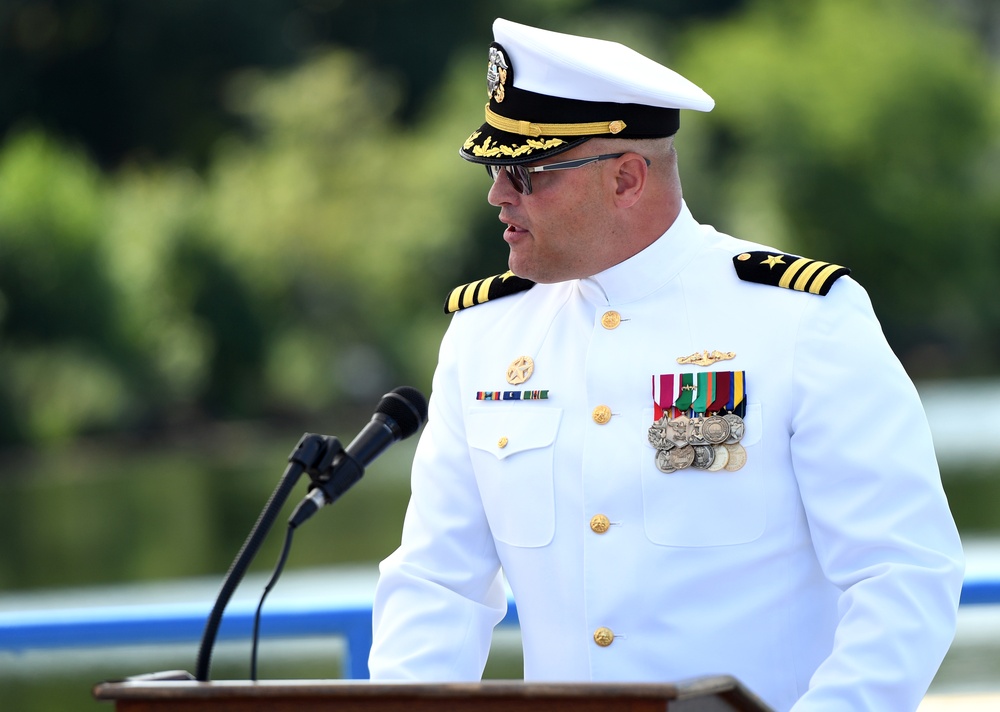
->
<box><xmin>507</xmin><ymin>258</ymin><xmax>537</xmax><ymax>283</ymax></box>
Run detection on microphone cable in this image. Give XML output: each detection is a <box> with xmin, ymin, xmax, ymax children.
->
<box><xmin>249</xmin><ymin>522</ymin><xmax>296</xmax><ymax>681</ymax></box>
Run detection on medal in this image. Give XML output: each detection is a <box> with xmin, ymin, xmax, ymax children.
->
<box><xmin>707</xmin><ymin>444</ymin><xmax>729</xmax><ymax>472</ymax></box>
<box><xmin>723</xmin><ymin>442</ymin><xmax>747</xmax><ymax>471</ymax></box>
<box><xmin>647</xmin><ymin>415</ymin><xmax>675</xmax><ymax>450</ymax></box>
<box><xmin>649</xmin><ymin>370</ymin><xmax>749</xmax><ymax>474</ymax></box>
<box><xmin>668</xmin><ymin>445</ymin><xmax>695</xmax><ymax>470</ymax></box>
<box><xmin>655</xmin><ymin>449</ymin><xmax>678</xmax><ymax>474</ymax></box>
<box><xmin>687</xmin><ymin>416</ymin><xmax>710</xmax><ymax>446</ymax></box>
<box><xmin>666</xmin><ymin>413</ymin><xmax>691</xmax><ymax>446</ymax></box>
<box><xmin>722</xmin><ymin>413</ymin><xmax>745</xmax><ymax>444</ymax></box>
<box><xmin>691</xmin><ymin>444</ymin><xmax>716</xmax><ymax>470</ymax></box>
<box><xmin>701</xmin><ymin>414</ymin><xmax>731</xmax><ymax>444</ymax></box>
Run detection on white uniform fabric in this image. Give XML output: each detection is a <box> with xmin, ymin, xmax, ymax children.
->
<box><xmin>369</xmin><ymin>202</ymin><xmax>965</xmax><ymax>712</ymax></box>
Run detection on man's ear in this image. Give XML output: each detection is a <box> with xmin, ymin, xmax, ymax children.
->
<box><xmin>613</xmin><ymin>153</ymin><xmax>648</xmax><ymax>208</ymax></box>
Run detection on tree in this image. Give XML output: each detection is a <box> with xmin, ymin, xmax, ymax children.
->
<box><xmin>0</xmin><ymin>0</ymin><xmax>746</xmax><ymax>168</ymax></box>
<box><xmin>679</xmin><ymin>0</ymin><xmax>1000</xmax><ymax>377</ymax></box>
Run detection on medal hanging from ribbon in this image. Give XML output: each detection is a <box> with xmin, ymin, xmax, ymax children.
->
<box><xmin>708</xmin><ymin>370</ymin><xmax>731</xmax><ymax>412</ymax></box>
<box><xmin>648</xmin><ymin>370</ymin><xmax>748</xmax><ymax>474</ymax></box>
<box><xmin>651</xmin><ymin>374</ymin><xmax>678</xmax><ymax>421</ymax></box>
<box><xmin>673</xmin><ymin>373</ymin><xmax>695</xmax><ymax>412</ymax></box>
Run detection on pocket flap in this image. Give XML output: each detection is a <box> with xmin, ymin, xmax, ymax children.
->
<box><xmin>467</xmin><ymin>407</ymin><xmax>562</xmax><ymax>460</ymax></box>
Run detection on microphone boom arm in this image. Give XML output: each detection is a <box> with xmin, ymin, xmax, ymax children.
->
<box><xmin>193</xmin><ymin>386</ymin><xmax>427</xmax><ymax>681</ymax></box>
<box><xmin>194</xmin><ymin>432</ymin><xmax>344</xmax><ymax>682</ymax></box>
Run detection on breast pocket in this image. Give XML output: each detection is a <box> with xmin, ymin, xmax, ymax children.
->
<box><xmin>467</xmin><ymin>407</ymin><xmax>562</xmax><ymax>548</ymax></box>
<box><xmin>640</xmin><ymin>403</ymin><xmax>766</xmax><ymax>547</ymax></box>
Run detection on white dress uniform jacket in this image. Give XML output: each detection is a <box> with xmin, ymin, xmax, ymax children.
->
<box><xmin>370</xmin><ymin>202</ymin><xmax>965</xmax><ymax>712</ymax></box>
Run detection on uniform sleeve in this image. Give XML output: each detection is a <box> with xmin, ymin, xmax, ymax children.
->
<box><xmin>788</xmin><ymin>279</ymin><xmax>964</xmax><ymax>711</ymax></box>
<box><xmin>369</xmin><ymin>320</ymin><xmax>507</xmax><ymax>680</ymax></box>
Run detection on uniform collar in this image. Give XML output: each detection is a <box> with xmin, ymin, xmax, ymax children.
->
<box><xmin>577</xmin><ymin>200</ymin><xmax>704</xmax><ymax>305</ymax></box>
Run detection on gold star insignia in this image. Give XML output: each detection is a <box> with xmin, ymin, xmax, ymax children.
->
<box><xmin>761</xmin><ymin>255</ymin><xmax>785</xmax><ymax>269</ymax></box>
<box><xmin>506</xmin><ymin>355</ymin><xmax>534</xmax><ymax>385</ymax></box>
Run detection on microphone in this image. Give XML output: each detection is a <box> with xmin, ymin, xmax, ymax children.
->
<box><xmin>288</xmin><ymin>386</ymin><xmax>428</xmax><ymax>528</ymax></box>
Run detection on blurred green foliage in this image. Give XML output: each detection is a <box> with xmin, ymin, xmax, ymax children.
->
<box><xmin>0</xmin><ymin>0</ymin><xmax>744</xmax><ymax>167</ymax></box>
<box><xmin>0</xmin><ymin>50</ymin><xmax>491</xmax><ymax>444</ymax></box>
<box><xmin>679</xmin><ymin>0</ymin><xmax>1000</xmax><ymax>375</ymax></box>
<box><xmin>0</xmin><ymin>0</ymin><xmax>996</xmax><ymax>449</ymax></box>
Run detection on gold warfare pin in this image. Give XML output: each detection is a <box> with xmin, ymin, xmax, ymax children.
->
<box><xmin>506</xmin><ymin>355</ymin><xmax>534</xmax><ymax>385</ymax></box>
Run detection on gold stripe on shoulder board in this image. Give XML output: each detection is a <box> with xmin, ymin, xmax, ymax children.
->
<box><xmin>444</xmin><ymin>271</ymin><xmax>536</xmax><ymax>314</ymax></box>
<box><xmin>733</xmin><ymin>251</ymin><xmax>850</xmax><ymax>296</ymax></box>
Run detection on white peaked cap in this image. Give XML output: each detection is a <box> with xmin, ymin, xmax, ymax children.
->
<box><xmin>461</xmin><ymin>18</ymin><xmax>714</xmax><ymax>165</ymax></box>
<box><xmin>495</xmin><ymin>18</ymin><xmax>714</xmax><ymax>111</ymax></box>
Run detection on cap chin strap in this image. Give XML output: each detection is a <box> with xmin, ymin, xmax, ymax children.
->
<box><xmin>485</xmin><ymin>104</ymin><xmax>626</xmax><ymax>137</ymax></box>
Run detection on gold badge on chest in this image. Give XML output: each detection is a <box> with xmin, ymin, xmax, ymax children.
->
<box><xmin>676</xmin><ymin>350</ymin><xmax>736</xmax><ymax>367</ymax></box>
<box><xmin>506</xmin><ymin>355</ymin><xmax>534</xmax><ymax>385</ymax></box>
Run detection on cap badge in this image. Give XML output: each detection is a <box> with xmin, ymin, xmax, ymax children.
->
<box><xmin>506</xmin><ymin>355</ymin><xmax>534</xmax><ymax>385</ymax></box>
<box><xmin>487</xmin><ymin>46</ymin><xmax>509</xmax><ymax>103</ymax></box>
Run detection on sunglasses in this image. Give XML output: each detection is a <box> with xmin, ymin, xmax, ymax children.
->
<box><xmin>485</xmin><ymin>153</ymin><xmax>649</xmax><ymax>195</ymax></box>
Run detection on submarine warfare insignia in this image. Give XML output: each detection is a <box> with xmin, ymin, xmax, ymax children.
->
<box><xmin>733</xmin><ymin>251</ymin><xmax>850</xmax><ymax>296</ymax></box>
<box><xmin>676</xmin><ymin>350</ymin><xmax>736</xmax><ymax>367</ymax></box>
<box><xmin>649</xmin><ymin>371</ymin><xmax>748</xmax><ymax>474</ymax></box>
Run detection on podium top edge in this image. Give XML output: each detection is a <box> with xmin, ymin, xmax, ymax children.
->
<box><xmin>93</xmin><ymin>678</ymin><xmax>717</xmax><ymax>701</ymax></box>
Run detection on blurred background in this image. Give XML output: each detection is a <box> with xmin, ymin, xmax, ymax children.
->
<box><xmin>0</xmin><ymin>0</ymin><xmax>998</xmax><ymax>708</ymax></box>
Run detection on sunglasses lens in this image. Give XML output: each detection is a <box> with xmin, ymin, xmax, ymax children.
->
<box><xmin>486</xmin><ymin>164</ymin><xmax>530</xmax><ymax>194</ymax></box>
<box><xmin>509</xmin><ymin>166</ymin><xmax>529</xmax><ymax>194</ymax></box>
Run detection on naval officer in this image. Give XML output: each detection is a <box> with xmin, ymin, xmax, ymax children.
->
<box><xmin>369</xmin><ymin>18</ymin><xmax>964</xmax><ymax>712</ymax></box>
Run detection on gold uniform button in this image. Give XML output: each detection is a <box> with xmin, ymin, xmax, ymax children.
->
<box><xmin>497</xmin><ymin>437</ymin><xmax>508</xmax><ymax>449</ymax></box>
<box><xmin>590</xmin><ymin>514</ymin><xmax>610</xmax><ymax>534</ymax></box>
<box><xmin>601</xmin><ymin>311</ymin><xmax>621</xmax><ymax>329</ymax></box>
<box><xmin>593</xmin><ymin>627</ymin><xmax>615</xmax><ymax>647</ymax></box>
<box><xmin>737</xmin><ymin>252</ymin><xmax>752</xmax><ymax>261</ymax></box>
<box><xmin>592</xmin><ymin>405</ymin><xmax>612</xmax><ymax>424</ymax></box>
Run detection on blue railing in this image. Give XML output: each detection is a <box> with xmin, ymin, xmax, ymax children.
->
<box><xmin>0</xmin><ymin>573</ymin><xmax>995</xmax><ymax>680</ymax></box>
<box><xmin>0</xmin><ymin>596</ymin><xmax>520</xmax><ymax>681</ymax></box>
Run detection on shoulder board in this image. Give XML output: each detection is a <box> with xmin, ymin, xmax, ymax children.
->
<box><xmin>444</xmin><ymin>271</ymin><xmax>536</xmax><ymax>314</ymax></box>
<box><xmin>733</xmin><ymin>251</ymin><xmax>850</xmax><ymax>296</ymax></box>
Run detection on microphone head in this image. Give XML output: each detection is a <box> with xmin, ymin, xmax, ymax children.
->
<box><xmin>376</xmin><ymin>386</ymin><xmax>428</xmax><ymax>439</ymax></box>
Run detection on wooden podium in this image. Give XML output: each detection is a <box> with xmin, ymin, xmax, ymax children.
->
<box><xmin>93</xmin><ymin>677</ymin><xmax>773</xmax><ymax>712</ymax></box>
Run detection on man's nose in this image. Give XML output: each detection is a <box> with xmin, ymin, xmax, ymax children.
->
<box><xmin>488</xmin><ymin>167</ymin><xmax>520</xmax><ymax>206</ymax></box>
